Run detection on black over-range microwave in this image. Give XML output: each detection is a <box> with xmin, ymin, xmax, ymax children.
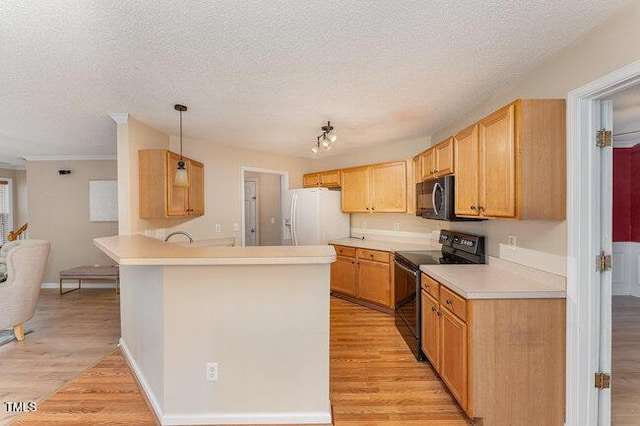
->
<box><xmin>416</xmin><ymin>176</ymin><xmax>482</xmax><ymax>221</ymax></box>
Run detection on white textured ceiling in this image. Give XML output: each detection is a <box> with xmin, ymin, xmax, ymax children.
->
<box><xmin>0</xmin><ymin>0</ymin><xmax>634</xmax><ymax>165</ymax></box>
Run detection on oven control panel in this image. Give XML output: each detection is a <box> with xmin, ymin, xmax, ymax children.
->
<box><xmin>439</xmin><ymin>230</ymin><xmax>484</xmax><ymax>255</ymax></box>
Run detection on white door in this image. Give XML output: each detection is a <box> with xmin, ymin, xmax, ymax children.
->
<box><xmin>244</xmin><ymin>180</ymin><xmax>258</xmax><ymax>246</ymax></box>
<box><xmin>598</xmin><ymin>100</ymin><xmax>614</xmax><ymax>424</ymax></box>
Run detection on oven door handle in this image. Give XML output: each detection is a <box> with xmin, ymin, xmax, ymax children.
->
<box><xmin>394</xmin><ymin>260</ymin><xmax>419</xmax><ymax>276</ymax></box>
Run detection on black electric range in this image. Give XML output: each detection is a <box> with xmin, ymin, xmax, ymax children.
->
<box><xmin>394</xmin><ymin>230</ymin><xmax>485</xmax><ymax>360</ymax></box>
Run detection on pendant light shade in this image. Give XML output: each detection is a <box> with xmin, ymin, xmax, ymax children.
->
<box><xmin>173</xmin><ymin>104</ymin><xmax>189</xmax><ymax>187</ymax></box>
<box><xmin>174</xmin><ymin>159</ymin><xmax>189</xmax><ymax>187</ymax></box>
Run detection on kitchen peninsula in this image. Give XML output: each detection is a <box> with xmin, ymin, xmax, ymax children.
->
<box><xmin>94</xmin><ymin>235</ymin><xmax>335</xmax><ymax>426</ymax></box>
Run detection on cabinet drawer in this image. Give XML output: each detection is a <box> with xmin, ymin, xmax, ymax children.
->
<box><xmin>421</xmin><ymin>273</ymin><xmax>440</xmax><ymax>300</ymax></box>
<box><xmin>333</xmin><ymin>245</ymin><xmax>356</xmax><ymax>258</ymax></box>
<box><xmin>357</xmin><ymin>248</ymin><xmax>390</xmax><ymax>263</ymax></box>
<box><xmin>440</xmin><ymin>286</ymin><xmax>467</xmax><ymax>322</ymax></box>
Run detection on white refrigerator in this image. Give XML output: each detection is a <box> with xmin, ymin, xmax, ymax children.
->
<box><xmin>283</xmin><ymin>188</ymin><xmax>350</xmax><ymax>245</ymax></box>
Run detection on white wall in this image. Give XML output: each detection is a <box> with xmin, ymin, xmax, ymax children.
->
<box><xmin>26</xmin><ymin>160</ymin><xmax>119</xmax><ymax>282</ymax></box>
<box><xmin>164</xmin><ymin>136</ymin><xmax>312</xmax><ymax>244</ymax></box>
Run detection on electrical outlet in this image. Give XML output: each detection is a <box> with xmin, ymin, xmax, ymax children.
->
<box><xmin>215</xmin><ymin>224</ymin><xmax>221</xmax><ymax>233</ymax></box>
<box><xmin>508</xmin><ymin>235</ymin><xmax>517</xmax><ymax>250</ymax></box>
<box><xmin>362</xmin><ymin>221</ymin><xmax>367</xmax><ymax>229</ymax></box>
<box><xmin>393</xmin><ymin>223</ymin><xmax>400</xmax><ymax>231</ymax></box>
<box><xmin>232</xmin><ymin>223</ymin><xmax>239</xmax><ymax>232</ymax></box>
<box><xmin>206</xmin><ymin>362</ymin><xmax>219</xmax><ymax>381</ymax></box>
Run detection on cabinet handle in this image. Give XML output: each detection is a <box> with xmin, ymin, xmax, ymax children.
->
<box><xmin>431</xmin><ymin>306</ymin><xmax>437</xmax><ymax>312</ymax></box>
<box><xmin>470</xmin><ymin>205</ymin><xmax>476</xmax><ymax>210</ymax></box>
<box><xmin>446</xmin><ymin>299</ymin><xmax>453</xmax><ymax>305</ymax></box>
<box><xmin>478</xmin><ymin>206</ymin><xmax>486</xmax><ymax>212</ymax></box>
<box><xmin>371</xmin><ymin>206</ymin><xmax>375</xmax><ymax>211</ymax></box>
<box><xmin>370</xmin><ymin>254</ymin><xmax>374</xmax><ymax>258</ymax></box>
<box><xmin>434</xmin><ymin>169</ymin><xmax>439</xmax><ymax>174</ymax></box>
<box><xmin>366</xmin><ymin>207</ymin><xmax>369</xmax><ymax>211</ymax></box>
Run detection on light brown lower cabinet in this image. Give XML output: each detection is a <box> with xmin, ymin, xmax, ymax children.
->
<box><xmin>420</xmin><ymin>273</ymin><xmax>565</xmax><ymax>426</ymax></box>
<box><xmin>330</xmin><ymin>245</ymin><xmax>393</xmax><ymax>310</ymax></box>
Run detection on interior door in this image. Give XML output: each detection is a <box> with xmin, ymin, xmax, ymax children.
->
<box><xmin>598</xmin><ymin>99</ymin><xmax>614</xmax><ymax>424</ymax></box>
<box><xmin>244</xmin><ymin>180</ymin><xmax>258</xmax><ymax>246</ymax></box>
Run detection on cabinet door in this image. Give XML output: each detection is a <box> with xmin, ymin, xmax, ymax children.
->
<box><xmin>440</xmin><ymin>307</ymin><xmax>468</xmax><ymax>410</ymax></box>
<box><xmin>341</xmin><ymin>166</ymin><xmax>370</xmax><ymax>213</ymax></box>
<box><xmin>319</xmin><ymin>170</ymin><xmax>341</xmax><ymax>188</ymax></box>
<box><xmin>188</xmin><ymin>159</ymin><xmax>205</xmax><ymax>216</ymax></box>
<box><xmin>357</xmin><ymin>259</ymin><xmax>391</xmax><ymax>307</ymax></box>
<box><xmin>166</xmin><ymin>151</ymin><xmax>189</xmax><ymax>216</ymax></box>
<box><xmin>479</xmin><ymin>104</ymin><xmax>516</xmax><ymax>218</ymax></box>
<box><xmin>421</xmin><ymin>291</ymin><xmax>440</xmax><ymax>371</ymax></box>
<box><xmin>303</xmin><ymin>173</ymin><xmax>320</xmax><ymax>188</ymax></box>
<box><xmin>370</xmin><ymin>162</ymin><xmax>406</xmax><ymax>212</ymax></box>
<box><xmin>454</xmin><ymin>125</ymin><xmax>480</xmax><ymax>216</ymax></box>
<box><xmin>435</xmin><ymin>137</ymin><xmax>454</xmax><ymax>177</ymax></box>
<box><xmin>420</xmin><ymin>149</ymin><xmax>435</xmax><ymax>181</ymax></box>
<box><xmin>330</xmin><ymin>255</ymin><xmax>358</xmax><ymax>296</ymax></box>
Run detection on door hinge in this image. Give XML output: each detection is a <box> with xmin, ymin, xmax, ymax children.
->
<box><xmin>595</xmin><ymin>372</ymin><xmax>611</xmax><ymax>389</ymax></box>
<box><xmin>596</xmin><ymin>129</ymin><xmax>612</xmax><ymax>147</ymax></box>
<box><xmin>596</xmin><ymin>251</ymin><xmax>612</xmax><ymax>272</ymax></box>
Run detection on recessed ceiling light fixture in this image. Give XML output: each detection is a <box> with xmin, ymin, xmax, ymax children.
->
<box><xmin>312</xmin><ymin>121</ymin><xmax>337</xmax><ymax>154</ymax></box>
<box><xmin>173</xmin><ymin>104</ymin><xmax>189</xmax><ymax>187</ymax></box>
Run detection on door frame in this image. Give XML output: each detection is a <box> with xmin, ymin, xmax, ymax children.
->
<box><xmin>240</xmin><ymin>166</ymin><xmax>289</xmax><ymax>247</ymax></box>
<box><xmin>566</xmin><ymin>58</ymin><xmax>640</xmax><ymax>426</ymax></box>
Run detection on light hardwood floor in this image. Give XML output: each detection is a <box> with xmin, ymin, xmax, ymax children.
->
<box><xmin>13</xmin><ymin>296</ymin><xmax>468</xmax><ymax>425</ymax></box>
<box><xmin>612</xmin><ymin>295</ymin><xmax>640</xmax><ymax>425</ymax></box>
<box><xmin>0</xmin><ymin>289</ymin><xmax>120</xmax><ymax>425</ymax></box>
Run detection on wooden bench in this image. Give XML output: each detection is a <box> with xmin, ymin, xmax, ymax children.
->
<box><xmin>59</xmin><ymin>265</ymin><xmax>120</xmax><ymax>295</ymax></box>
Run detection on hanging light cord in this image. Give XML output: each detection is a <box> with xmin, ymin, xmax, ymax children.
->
<box><xmin>179</xmin><ymin>109</ymin><xmax>183</xmax><ymax>160</ymax></box>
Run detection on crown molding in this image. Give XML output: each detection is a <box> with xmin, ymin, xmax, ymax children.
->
<box><xmin>23</xmin><ymin>155</ymin><xmax>117</xmax><ymax>162</ymax></box>
<box><xmin>108</xmin><ymin>113</ymin><xmax>129</xmax><ymax>123</ymax></box>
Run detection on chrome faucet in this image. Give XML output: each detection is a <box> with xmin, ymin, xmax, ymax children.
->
<box><xmin>164</xmin><ymin>231</ymin><xmax>194</xmax><ymax>243</ymax></box>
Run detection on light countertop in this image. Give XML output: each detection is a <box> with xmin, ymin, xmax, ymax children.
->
<box><xmin>329</xmin><ymin>237</ymin><xmax>439</xmax><ymax>253</ymax></box>
<box><xmin>420</xmin><ymin>264</ymin><xmax>566</xmax><ymax>299</ymax></box>
<box><xmin>94</xmin><ymin>235</ymin><xmax>336</xmax><ymax>266</ymax></box>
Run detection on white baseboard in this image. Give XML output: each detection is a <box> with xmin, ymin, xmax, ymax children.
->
<box><xmin>119</xmin><ymin>339</ymin><xmax>164</xmax><ymax>422</ymax></box>
<box><xmin>120</xmin><ymin>339</ymin><xmax>331</xmax><ymax>425</ymax></box>
<box><xmin>41</xmin><ymin>281</ymin><xmax>117</xmax><ymax>289</ymax></box>
<box><xmin>162</xmin><ymin>412</ymin><xmax>332</xmax><ymax>425</ymax></box>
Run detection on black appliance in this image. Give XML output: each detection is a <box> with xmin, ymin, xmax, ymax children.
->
<box><xmin>394</xmin><ymin>229</ymin><xmax>485</xmax><ymax>360</ymax></box>
<box><xmin>416</xmin><ymin>176</ymin><xmax>481</xmax><ymax>221</ymax></box>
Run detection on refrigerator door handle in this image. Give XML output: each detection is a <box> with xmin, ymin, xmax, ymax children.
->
<box><xmin>291</xmin><ymin>192</ymin><xmax>298</xmax><ymax>246</ymax></box>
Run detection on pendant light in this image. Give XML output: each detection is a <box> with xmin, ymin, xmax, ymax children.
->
<box><xmin>173</xmin><ymin>104</ymin><xmax>189</xmax><ymax>187</ymax></box>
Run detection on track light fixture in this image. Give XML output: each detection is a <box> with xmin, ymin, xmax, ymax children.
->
<box><xmin>311</xmin><ymin>121</ymin><xmax>337</xmax><ymax>154</ymax></box>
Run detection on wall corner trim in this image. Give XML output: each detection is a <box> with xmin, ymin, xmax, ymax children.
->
<box><xmin>108</xmin><ymin>113</ymin><xmax>129</xmax><ymax>124</ymax></box>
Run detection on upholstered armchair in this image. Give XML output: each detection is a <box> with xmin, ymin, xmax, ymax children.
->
<box><xmin>0</xmin><ymin>240</ymin><xmax>50</xmax><ymax>341</ymax></box>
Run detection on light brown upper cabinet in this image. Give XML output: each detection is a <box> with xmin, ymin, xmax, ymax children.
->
<box><xmin>420</xmin><ymin>137</ymin><xmax>455</xmax><ymax>181</ymax></box>
<box><xmin>341</xmin><ymin>161</ymin><xmax>407</xmax><ymax>213</ymax></box>
<box><xmin>139</xmin><ymin>150</ymin><xmax>205</xmax><ymax>218</ymax></box>
<box><xmin>302</xmin><ymin>169</ymin><xmax>341</xmax><ymax>188</ymax></box>
<box><xmin>454</xmin><ymin>99</ymin><xmax>566</xmax><ymax>220</ymax></box>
